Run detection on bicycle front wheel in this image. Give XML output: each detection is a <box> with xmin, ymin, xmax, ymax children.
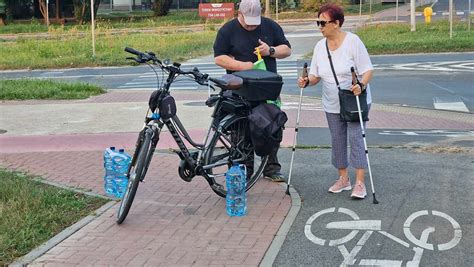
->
<box><xmin>204</xmin><ymin>116</ymin><xmax>268</xmax><ymax>198</ymax></box>
<box><xmin>116</xmin><ymin>128</ymin><xmax>154</xmax><ymax>224</ymax></box>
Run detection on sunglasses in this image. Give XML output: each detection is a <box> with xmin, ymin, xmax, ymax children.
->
<box><xmin>317</xmin><ymin>20</ymin><xmax>336</xmax><ymax>27</ymax></box>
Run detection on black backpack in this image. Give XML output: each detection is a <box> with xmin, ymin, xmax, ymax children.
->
<box><xmin>248</xmin><ymin>103</ymin><xmax>288</xmax><ymax>156</ymax></box>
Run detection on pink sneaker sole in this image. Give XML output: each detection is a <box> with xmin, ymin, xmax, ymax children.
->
<box><xmin>351</xmin><ymin>191</ymin><xmax>367</xmax><ymax>199</ymax></box>
<box><xmin>328</xmin><ymin>185</ymin><xmax>352</xmax><ymax>193</ymax></box>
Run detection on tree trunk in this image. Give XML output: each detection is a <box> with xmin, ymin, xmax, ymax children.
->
<box><xmin>39</xmin><ymin>0</ymin><xmax>46</xmax><ymax>23</ymax></box>
<box><xmin>55</xmin><ymin>0</ymin><xmax>60</xmax><ymax>20</ymax></box>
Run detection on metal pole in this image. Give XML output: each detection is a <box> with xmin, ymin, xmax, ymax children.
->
<box><xmin>369</xmin><ymin>0</ymin><xmax>372</xmax><ymax>22</ymax></box>
<box><xmin>91</xmin><ymin>0</ymin><xmax>96</xmax><ymax>57</ymax></box>
<box><xmin>396</xmin><ymin>0</ymin><xmax>399</xmax><ymax>23</ymax></box>
<box><xmin>46</xmin><ymin>0</ymin><xmax>50</xmax><ymax>27</ymax></box>
<box><xmin>359</xmin><ymin>0</ymin><xmax>362</xmax><ymax>25</ymax></box>
<box><xmin>265</xmin><ymin>0</ymin><xmax>270</xmax><ymax>18</ymax></box>
<box><xmin>411</xmin><ymin>0</ymin><xmax>416</xmax><ymax>32</ymax></box>
<box><xmin>469</xmin><ymin>0</ymin><xmax>471</xmax><ymax>32</ymax></box>
<box><xmin>276</xmin><ymin>0</ymin><xmax>278</xmax><ymax>21</ymax></box>
<box><xmin>449</xmin><ymin>0</ymin><xmax>453</xmax><ymax>39</ymax></box>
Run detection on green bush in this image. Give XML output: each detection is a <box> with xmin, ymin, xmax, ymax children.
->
<box><xmin>300</xmin><ymin>0</ymin><xmax>326</xmax><ymax>12</ymax></box>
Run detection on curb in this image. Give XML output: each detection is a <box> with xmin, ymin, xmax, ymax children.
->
<box><xmin>9</xmin><ymin>199</ymin><xmax>117</xmax><ymax>267</ymax></box>
<box><xmin>260</xmin><ymin>185</ymin><xmax>302</xmax><ymax>266</ymax></box>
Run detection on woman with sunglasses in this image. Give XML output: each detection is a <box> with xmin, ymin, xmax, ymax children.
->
<box><xmin>297</xmin><ymin>3</ymin><xmax>374</xmax><ymax>199</ymax></box>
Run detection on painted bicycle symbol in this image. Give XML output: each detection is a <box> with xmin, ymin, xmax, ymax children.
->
<box><xmin>305</xmin><ymin>207</ymin><xmax>462</xmax><ymax>266</ymax></box>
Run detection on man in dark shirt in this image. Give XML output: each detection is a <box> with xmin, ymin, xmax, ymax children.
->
<box><xmin>213</xmin><ymin>0</ymin><xmax>292</xmax><ymax>182</ymax></box>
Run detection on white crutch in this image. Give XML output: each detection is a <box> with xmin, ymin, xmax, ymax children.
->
<box><xmin>286</xmin><ymin>63</ymin><xmax>308</xmax><ymax>195</ymax></box>
<box><xmin>351</xmin><ymin>67</ymin><xmax>379</xmax><ymax>204</ymax></box>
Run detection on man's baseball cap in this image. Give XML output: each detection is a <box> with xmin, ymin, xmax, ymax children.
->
<box><xmin>239</xmin><ymin>0</ymin><xmax>261</xmax><ymax>26</ymax></box>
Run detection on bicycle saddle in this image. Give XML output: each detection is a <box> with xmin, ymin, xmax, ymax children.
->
<box><xmin>218</xmin><ymin>74</ymin><xmax>243</xmax><ymax>90</ymax></box>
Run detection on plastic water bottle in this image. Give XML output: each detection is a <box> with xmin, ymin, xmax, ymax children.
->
<box><xmin>226</xmin><ymin>164</ymin><xmax>247</xmax><ymax>216</ymax></box>
<box><xmin>103</xmin><ymin>147</ymin><xmax>116</xmax><ymax>197</ymax></box>
<box><xmin>113</xmin><ymin>149</ymin><xmax>132</xmax><ymax>198</ymax></box>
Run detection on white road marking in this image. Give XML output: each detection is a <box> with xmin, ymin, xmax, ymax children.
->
<box><xmin>428</xmin><ymin>81</ymin><xmax>456</xmax><ymax>94</ymax></box>
<box><xmin>433</xmin><ymin>102</ymin><xmax>469</xmax><ymax>112</ymax></box>
<box><xmin>358</xmin><ymin>259</ymin><xmax>403</xmax><ymax>266</ymax></box>
<box><xmin>403</xmin><ymin>210</ymin><xmax>462</xmax><ymax>251</ymax></box>
<box><xmin>286</xmin><ymin>32</ymin><xmax>323</xmax><ymax>38</ymax></box>
<box><xmin>305</xmin><ymin>207</ymin><xmax>463</xmax><ymax>266</ymax></box>
<box><xmin>338</xmin><ymin>231</ymin><xmax>373</xmax><ymax>265</ymax></box>
<box><xmin>379</xmin><ymin>231</ymin><xmax>410</xmax><ymax>248</ymax></box>
<box><xmin>379</xmin><ymin>130</ymin><xmax>474</xmax><ymax>137</ymax></box>
<box><xmin>326</xmin><ymin>220</ymin><xmax>381</xmax><ymax>231</ymax></box>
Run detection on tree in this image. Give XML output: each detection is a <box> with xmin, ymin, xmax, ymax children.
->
<box><xmin>300</xmin><ymin>0</ymin><xmax>328</xmax><ymax>12</ymax></box>
<box><xmin>153</xmin><ymin>0</ymin><xmax>173</xmax><ymax>16</ymax></box>
<box><xmin>73</xmin><ymin>0</ymin><xmax>101</xmax><ymax>24</ymax></box>
<box><xmin>0</xmin><ymin>0</ymin><xmax>6</xmax><ymax>25</ymax></box>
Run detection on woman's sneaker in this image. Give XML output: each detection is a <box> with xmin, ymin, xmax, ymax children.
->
<box><xmin>328</xmin><ymin>176</ymin><xmax>351</xmax><ymax>193</ymax></box>
<box><xmin>351</xmin><ymin>182</ymin><xmax>367</xmax><ymax>199</ymax></box>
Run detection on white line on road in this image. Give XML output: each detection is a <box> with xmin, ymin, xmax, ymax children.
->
<box><xmin>428</xmin><ymin>81</ymin><xmax>456</xmax><ymax>94</ymax></box>
<box><xmin>433</xmin><ymin>96</ymin><xmax>470</xmax><ymax>112</ymax></box>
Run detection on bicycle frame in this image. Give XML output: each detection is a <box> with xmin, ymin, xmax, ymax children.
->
<box><xmin>139</xmin><ymin>61</ymin><xmax>250</xmax><ymax>187</ymax></box>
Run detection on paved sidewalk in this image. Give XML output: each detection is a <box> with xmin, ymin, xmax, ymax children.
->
<box><xmin>1</xmin><ymin>89</ymin><xmax>473</xmax><ymax>266</ymax></box>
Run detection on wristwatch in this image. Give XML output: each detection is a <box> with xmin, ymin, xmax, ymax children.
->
<box><xmin>269</xmin><ymin>46</ymin><xmax>275</xmax><ymax>56</ymax></box>
<box><xmin>359</xmin><ymin>82</ymin><xmax>367</xmax><ymax>91</ymax></box>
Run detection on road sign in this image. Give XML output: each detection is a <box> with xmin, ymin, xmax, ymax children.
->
<box><xmin>198</xmin><ymin>3</ymin><xmax>234</xmax><ymax>19</ymax></box>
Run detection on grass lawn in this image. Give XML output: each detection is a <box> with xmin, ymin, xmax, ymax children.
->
<box><xmin>0</xmin><ymin>79</ymin><xmax>106</xmax><ymax>100</ymax></box>
<box><xmin>0</xmin><ymin>30</ymin><xmax>217</xmax><ymax>70</ymax></box>
<box><xmin>0</xmin><ymin>10</ymin><xmax>214</xmax><ymax>34</ymax></box>
<box><xmin>358</xmin><ymin>20</ymin><xmax>474</xmax><ymax>54</ymax></box>
<box><xmin>0</xmin><ymin>169</ymin><xmax>108</xmax><ymax>265</ymax></box>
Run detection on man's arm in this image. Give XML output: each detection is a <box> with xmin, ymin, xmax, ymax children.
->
<box><xmin>272</xmin><ymin>44</ymin><xmax>291</xmax><ymax>59</ymax></box>
<box><xmin>214</xmin><ymin>55</ymin><xmax>254</xmax><ymax>72</ymax></box>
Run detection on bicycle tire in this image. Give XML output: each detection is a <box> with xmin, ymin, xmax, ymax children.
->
<box><xmin>116</xmin><ymin>129</ymin><xmax>153</xmax><ymax>224</ymax></box>
<box><xmin>204</xmin><ymin>116</ymin><xmax>268</xmax><ymax>198</ymax></box>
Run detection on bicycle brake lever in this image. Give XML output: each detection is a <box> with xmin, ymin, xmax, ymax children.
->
<box><xmin>127</xmin><ymin>57</ymin><xmax>144</xmax><ymax>64</ymax></box>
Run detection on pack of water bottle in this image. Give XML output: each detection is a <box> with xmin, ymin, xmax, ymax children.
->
<box><xmin>103</xmin><ymin>147</ymin><xmax>132</xmax><ymax>198</ymax></box>
<box><xmin>226</xmin><ymin>164</ymin><xmax>247</xmax><ymax>217</ymax></box>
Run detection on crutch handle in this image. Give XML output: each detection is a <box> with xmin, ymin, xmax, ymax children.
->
<box><xmin>351</xmin><ymin>66</ymin><xmax>359</xmax><ymax>85</ymax></box>
<box><xmin>302</xmin><ymin>63</ymin><xmax>309</xmax><ymax>88</ymax></box>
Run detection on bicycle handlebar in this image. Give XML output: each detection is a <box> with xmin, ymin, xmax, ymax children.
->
<box><xmin>124</xmin><ymin>47</ymin><xmax>142</xmax><ymax>56</ymax></box>
<box><xmin>124</xmin><ymin>47</ymin><xmax>228</xmax><ymax>89</ymax></box>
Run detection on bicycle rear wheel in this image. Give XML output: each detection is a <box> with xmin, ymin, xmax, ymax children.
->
<box><xmin>116</xmin><ymin>128</ymin><xmax>154</xmax><ymax>224</ymax></box>
<box><xmin>204</xmin><ymin>116</ymin><xmax>267</xmax><ymax>198</ymax></box>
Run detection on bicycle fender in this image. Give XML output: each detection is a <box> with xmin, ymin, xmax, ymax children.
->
<box><xmin>216</xmin><ymin>114</ymin><xmax>246</xmax><ymax>131</ymax></box>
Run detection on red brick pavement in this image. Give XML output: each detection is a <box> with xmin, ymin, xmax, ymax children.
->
<box><xmin>1</xmin><ymin>151</ymin><xmax>290</xmax><ymax>266</ymax></box>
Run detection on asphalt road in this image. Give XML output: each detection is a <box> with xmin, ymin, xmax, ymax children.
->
<box><xmin>293</xmin><ymin>53</ymin><xmax>474</xmax><ymax>113</ymax></box>
<box><xmin>433</xmin><ymin>0</ymin><xmax>472</xmax><ymax>12</ymax></box>
<box><xmin>274</xmin><ymin>148</ymin><xmax>474</xmax><ymax>266</ymax></box>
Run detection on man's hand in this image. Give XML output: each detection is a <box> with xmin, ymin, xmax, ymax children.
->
<box><xmin>215</xmin><ymin>55</ymin><xmax>253</xmax><ymax>71</ymax></box>
<box><xmin>256</xmin><ymin>39</ymin><xmax>271</xmax><ymax>56</ymax></box>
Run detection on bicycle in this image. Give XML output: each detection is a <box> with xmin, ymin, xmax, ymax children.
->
<box><xmin>116</xmin><ymin>47</ymin><xmax>269</xmax><ymax>224</ymax></box>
